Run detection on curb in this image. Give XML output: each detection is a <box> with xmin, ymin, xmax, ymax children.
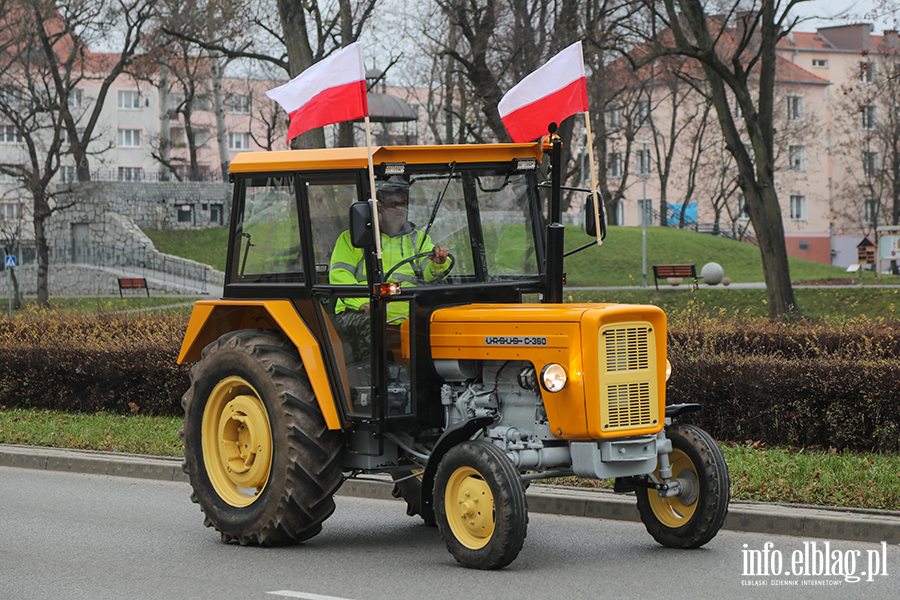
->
<box><xmin>3</xmin><ymin>444</ymin><xmax>899</xmax><ymax>544</ymax></box>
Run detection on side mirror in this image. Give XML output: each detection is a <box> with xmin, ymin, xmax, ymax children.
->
<box><xmin>584</xmin><ymin>192</ymin><xmax>607</xmax><ymax>240</ymax></box>
<box><xmin>349</xmin><ymin>201</ymin><xmax>375</xmax><ymax>248</ymax></box>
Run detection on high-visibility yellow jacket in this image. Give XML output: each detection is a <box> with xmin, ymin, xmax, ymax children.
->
<box><xmin>329</xmin><ymin>222</ymin><xmax>449</xmax><ymax>320</ymax></box>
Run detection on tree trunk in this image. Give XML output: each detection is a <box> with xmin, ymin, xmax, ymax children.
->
<box><xmin>277</xmin><ymin>0</ymin><xmax>326</xmax><ymax>149</ymax></box>
<box><xmin>158</xmin><ymin>60</ymin><xmax>172</xmax><ymax>182</ymax></box>
<box><xmin>32</xmin><ymin>193</ymin><xmax>51</xmax><ymax>307</ymax></box>
<box><xmin>337</xmin><ymin>0</ymin><xmax>355</xmax><ymax>148</ymax></box>
<box><xmin>211</xmin><ymin>55</ymin><xmax>230</xmax><ymax>181</ymax></box>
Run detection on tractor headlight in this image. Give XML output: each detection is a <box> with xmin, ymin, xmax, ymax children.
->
<box><xmin>665</xmin><ymin>359</ymin><xmax>672</xmax><ymax>382</ymax></box>
<box><xmin>540</xmin><ymin>364</ymin><xmax>567</xmax><ymax>392</ymax></box>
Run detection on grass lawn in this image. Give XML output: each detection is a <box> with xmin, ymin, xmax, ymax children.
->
<box><xmin>1</xmin><ymin>407</ymin><xmax>897</xmax><ymax>511</ymax></box>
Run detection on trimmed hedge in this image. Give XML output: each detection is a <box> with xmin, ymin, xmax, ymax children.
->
<box><xmin>0</xmin><ymin>312</ymin><xmax>190</xmax><ymax>417</ymax></box>
<box><xmin>1</xmin><ymin>310</ymin><xmax>899</xmax><ymax>451</ymax></box>
<box><xmin>667</xmin><ymin>317</ymin><xmax>900</xmax><ymax>452</ymax></box>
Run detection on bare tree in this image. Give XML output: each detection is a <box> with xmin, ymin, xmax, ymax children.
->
<box><xmin>0</xmin><ymin>0</ymin><xmax>157</xmax><ymax>305</ymax></box>
<box><xmin>629</xmin><ymin>0</ymin><xmax>809</xmax><ymax>318</ymax></box>
<box><xmin>165</xmin><ymin>0</ymin><xmax>377</xmax><ymax>149</ymax></box>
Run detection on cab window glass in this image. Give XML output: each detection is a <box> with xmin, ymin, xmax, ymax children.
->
<box><xmin>307</xmin><ymin>176</ymin><xmax>361</xmax><ymax>284</ymax></box>
<box><xmin>232</xmin><ymin>176</ymin><xmax>303</xmax><ymax>283</ymax></box>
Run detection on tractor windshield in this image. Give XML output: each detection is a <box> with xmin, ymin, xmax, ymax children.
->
<box><xmin>403</xmin><ymin>165</ymin><xmax>542</xmax><ymax>284</ymax></box>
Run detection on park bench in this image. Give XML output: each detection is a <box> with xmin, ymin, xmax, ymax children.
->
<box><xmin>652</xmin><ymin>264</ymin><xmax>698</xmax><ymax>290</ymax></box>
<box><xmin>118</xmin><ymin>277</ymin><xmax>150</xmax><ymax>298</ymax></box>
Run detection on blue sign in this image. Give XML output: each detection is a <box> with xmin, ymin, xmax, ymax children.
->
<box><xmin>4</xmin><ymin>255</ymin><xmax>16</xmax><ymax>269</ymax></box>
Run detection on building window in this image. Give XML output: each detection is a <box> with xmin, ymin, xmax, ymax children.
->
<box><xmin>606</xmin><ymin>106</ymin><xmax>622</xmax><ymax>130</ymax></box>
<box><xmin>788</xmin><ymin>145</ymin><xmax>806</xmax><ymax>172</ymax></box>
<box><xmin>864</xmin><ymin>197</ymin><xmax>880</xmax><ymax>226</ymax></box>
<box><xmin>862</xmin><ymin>104</ymin><xmax>877</xmax><ymax>130</ymax></box>
<box><xmin>177</xmin><ymin>204</ymin><xmax>194</xmax><ymax>223</ymax></box>
<box><xmin>0</xmin><ymin>164</ymin><xmax>23</xmax><ymax>183</ymax></box>
<box><xmin>636</xmin><ymin>147</ymin><xmax>652</xmax><ymax>176</ymax></box>
<box><xmin>786</xmin><ymin>95</ymin><xmax>804</xmax><ymax>122</ymax></box>
<box><xmin>118</xmin><ymin>129</ymin><xmax>141</xmax><ymax>148</ymax></box>
<box><xmin>210</xmin><ymin>203</ymin><xmax>224</xmax><ymax>224</ymax></box>
<box><xmin>118</xmin><ymin>90</ymin><xmax>141</xmax><ymax>110</ymax></box>
<box><xmin>860</xmin><ymin>61</ymin><xmax>877</xmax><ymax>84</ymax></box>
<box><xmin>789</xmin><ymin>194</ymin><xmax>807</xmax><ymax>221</ymax></box>
<box><xmin>228</xmin><ymin>132</ymin><xmax>250</xmax><ymax>150</ymax></box>
<box><xmin>637</xmin><ymin>198</ymin><xmax>653</xmax><ymax>226</ymax></box>
<box><xmin>0</xmin><ymin>85</ymin><xmax>23</xmax><ymax>106</ymax></box>
<box><xmin>862</xmin><ymin>151</ymin><xmax>879</xmax><ymax>178</ymax></box>
<box><xmin>228</xmin><ymin>95</ymin><xmax>251</xmax><ymax>115</ymax></box>
<box><xmin>607</xmin><ymin>151</ymin><xmax>623</xmax><ymax>178</ymax></box>
<box><xmin>812</xmin><ymin>59</ymin><xmax>829</xmax><ymax>68</ymax></box>
<box><xmin>68</xmin><ymin>89</ymin><xmax>84</xmax><ymax>108</ymax></box>
<box><xmin>118</xmin><ymin>167</ymin><xmax>143</xmax><ymax>182</ymax></box>
<box><xmin>60</xmin><ymin>165</ymin><xmax>77</xmax><ymax>183</ymax></box>
<box><xmin>0</xmin><ymin>125</ymin><xmax>22</xmax><ymax>144</ymax></box>
<box><xmin>192</xmin><ymin>129</ymin><xmax>211</xmax><ymax>148</ymax></box>
<box><xmin>1</xmin><ymin>202</ymin><xmax>23</xmax><ymax>221</ymax></box>
<box><xmin>635</xmin><ymin>99</ymin><xmax>650</xmax><ymax>127</ymax></box>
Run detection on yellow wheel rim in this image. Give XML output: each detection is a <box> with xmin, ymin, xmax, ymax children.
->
<box><xmin>444</xmin><ymin>466</ymin><xmax>494</xmax><ymax>549</ymax></box>
<box><xmin>201</xmin><ymin>376</ymin><xmax>273</xmax><ymax>507</ymax></box>
<box><xmin>647</xmin><ymin>449</ymin><xmax>699</xmax><ymax>528</ymax></box>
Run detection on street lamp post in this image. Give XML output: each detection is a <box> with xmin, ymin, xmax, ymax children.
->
<box><xmin>641</xmin><ymin>141</ymin><xmax>650</xmax><ymax>287</ymax></box>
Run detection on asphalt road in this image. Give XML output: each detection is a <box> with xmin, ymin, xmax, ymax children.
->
<box><xmin>2</xmin><ymin>466</ymin><xmax>899</xmax><ymax>600</ymax></box>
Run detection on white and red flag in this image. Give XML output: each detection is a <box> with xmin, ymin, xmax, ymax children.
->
<box><xmin>498</xmin><ymin>41</ymin><xmax>589</xmax><ymax>143</ymax></box>
<box><xmin>266</xmin><ymin>42</ymin><xmax>368</xmax><ymax>143</ymax></box>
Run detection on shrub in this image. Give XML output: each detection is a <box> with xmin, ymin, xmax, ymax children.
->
<box><xmin>0</xmin><ymin>309</ymin><xmax>190</xmax><ymax>417</ymax></box>
<box><xmin>1</xmin><ymin>306</ymin><xmax>899</xmax><ymax>451</ymax></box>
<box><xmin>667</xmin><ymin>314</ymin><xmax>900</xmax><ymax>452</ymax></box>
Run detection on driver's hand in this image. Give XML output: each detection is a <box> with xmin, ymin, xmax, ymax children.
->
<box><xmin>431</xmin><ymin>246</ymin><xmax>449</xmax><ymax>264</ymax></box>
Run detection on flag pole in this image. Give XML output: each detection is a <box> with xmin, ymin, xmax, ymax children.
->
<box><xmin>364</xmin><ymin>115</ymin><xmax>383</xmax><ymax>259</ymax></box>
<box><xmin>583</xmin><ymin>111</ymin><xmax>602</xmax><ymax>246</ymax></box>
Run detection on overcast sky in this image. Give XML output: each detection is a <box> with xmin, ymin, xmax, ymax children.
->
<box><xmin>790</xmin><ymin>0</ymin><xmax>898</xmax><ymax>33</ymax></box>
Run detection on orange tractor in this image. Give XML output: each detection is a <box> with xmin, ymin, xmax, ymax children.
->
<box><xmin>177</xmin><ymin>140</ymin><xmax>729</xmax><ymax>569</ymax></box>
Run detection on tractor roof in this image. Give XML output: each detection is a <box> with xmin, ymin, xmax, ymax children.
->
<box><xmin>229</xmin><ymin>143</ymin><xmax>544</xmax><ymax>174</ymax></box>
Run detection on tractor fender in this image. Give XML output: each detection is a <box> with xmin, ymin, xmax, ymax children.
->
<box><xmin>177</xmin><ymin>299</ymin><xmax>342</xmax><ymax>430</ymax></box>
<box><xmin>419</xmin><ymin>416</ymin><xmax>495</xmax><ymax>522</ymax></box>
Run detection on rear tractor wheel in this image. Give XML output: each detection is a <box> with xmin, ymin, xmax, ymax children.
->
<box><xmin>636</xmin><ymin>423</ymin><xmax>730</xmax><ymax>548</ymax></box>
<box><xmin>433</xmin><ymin>441</ymin><xmax>527</xmax><ymax>569</ymax></box>
<box><xmin>181</xmin><ymin>329</ymin><xmax>344</xmax><ymax>546</ymax></box>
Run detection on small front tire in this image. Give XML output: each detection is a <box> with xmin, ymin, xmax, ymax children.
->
<box><xmin>433</xmin><ymin>441</ymin><xmax>527</xmax><ymax>569</ymax></box>
<box><xmin>636</xmin><ymin>423</ymin><xmax>730</xmax><ymax>548</ymax></box>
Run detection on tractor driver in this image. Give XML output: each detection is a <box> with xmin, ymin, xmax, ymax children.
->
<box><xmin>329</xmin><ymin>176</ymin><xmax>449</xmax><ymax>359</ymax></box>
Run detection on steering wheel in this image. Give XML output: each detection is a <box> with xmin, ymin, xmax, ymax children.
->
<box><xmin>384</xmin><ymin>251</ymin><xmax>455</xmax><ymax>284</ymax></box>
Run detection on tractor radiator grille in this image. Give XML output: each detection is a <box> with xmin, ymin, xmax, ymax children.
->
<box><xmin>604</xmin><ymin>326</ymin><xmax>650</xmax><ymax>371</ymax></box>
<box><xmin>599</xmin><ymin>323</ymin><xmax>657</xmax><ymax>432</ymax></box>
<box><xmin>606</xmin><ymin>382</ymin><xmax>652</xmax><ymax>428</ymax></box>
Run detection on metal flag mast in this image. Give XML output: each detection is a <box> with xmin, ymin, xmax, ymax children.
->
<box><xmin>583</xmin><ymin>111</ymin><xmax>602</xmax><ymax>246</ymax></box>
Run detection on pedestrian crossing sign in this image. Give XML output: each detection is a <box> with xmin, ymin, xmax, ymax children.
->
<box><xmin>4</xmin><ymin>255</ymin><xmax>16</xmax><ymax>269</ymax></box>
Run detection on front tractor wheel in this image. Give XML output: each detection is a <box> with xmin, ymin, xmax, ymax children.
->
<box><xmin>181</xmin><ymin>329</ymin><xmax>344</xmax><ymax>546</ymax></box>
<box><xmin>636</xmin><ymin>423</ymin><xmax>730</xmax><ymax>548</ymax></box>
<box><xmin>434</xmin><ymin>441</ymin><xmax>527</xmax><ymax>569</ymax></box>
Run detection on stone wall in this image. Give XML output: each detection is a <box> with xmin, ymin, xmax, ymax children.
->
<box><xmin>5</xmin><ymin>181</ymin><xmax>231</xmax><ymax>297</ymax></box>
<box><xmin>51</xmin><ymin>180</ymin><xmax>232</xmax><ymax>238</ymax></box>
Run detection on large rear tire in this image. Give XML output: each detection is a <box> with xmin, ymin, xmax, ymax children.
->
<box><xmin>636</xmin><ymin>423</ymin><xmax>729</xmax><ymax>548</ymax></box>
<box><xmin>434</xmin><ymin>441</ymin><xmax>527</xmax><ymax>569</ymax></box>
<box><xmin>181</xmin><ymin>329</ymin><xmax>344</xmax><ymax>545</ymax></box>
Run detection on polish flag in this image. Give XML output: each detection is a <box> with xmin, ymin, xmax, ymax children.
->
<box><xmin>266</xmin><ymin>42</ymin><xmax>368</xmax><ymax>143</ymax></box>
<box><xmin>498</xmin><ymin>41</ymin><xmax>589</xmax><ymax>143</ymax></box>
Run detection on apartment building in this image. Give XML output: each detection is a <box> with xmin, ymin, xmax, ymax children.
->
<box><xmin>606</xmin><ymin>23</ymin><xmax>899</xmax><ymax>267</ymax></box>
